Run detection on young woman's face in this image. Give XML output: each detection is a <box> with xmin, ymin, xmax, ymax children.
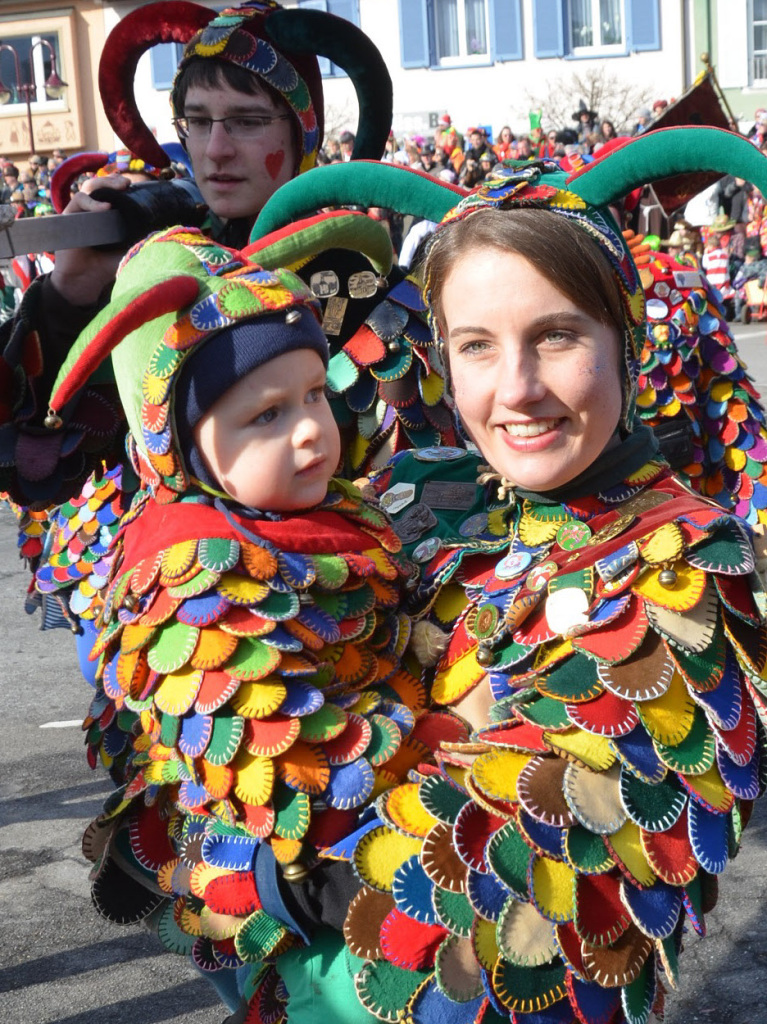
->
<box><xmin>442</xmin><ymin>247</ymin><xmax>623</xmax><ymax>493</ymax></box>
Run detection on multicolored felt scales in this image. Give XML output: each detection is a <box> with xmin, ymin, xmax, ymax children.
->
<box><xmin>639</xmin><ymin>252</ymin><xmax>767</xmax><ymax>523</ymax></box>
<box><xmin>339</xmin><ymin>456</ymin><xmax>767</xmax><ymax>1024</ymax></box>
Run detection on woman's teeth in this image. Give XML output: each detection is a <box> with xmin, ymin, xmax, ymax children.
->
<box><xmin>503</xmin><ymin>419</ymin><xmax>559</xmax><ymax>438</ymax></box>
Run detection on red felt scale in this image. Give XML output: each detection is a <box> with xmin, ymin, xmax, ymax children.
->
<box><xmin>480</xmin><ymin>719</ymin><xmax>549</xmax><ymax>753</ymax></box>
<box><xmin>204</xmin><ymin>870</ymin><xmax>259</xmax><ymax>916</ymax></box>
<box><xmin>194</xmin><ymin>670</ymin><xmax>240</xmax><ymax>714</ymax></box>
<box><xmin>322</xmin><ymin>712</ymin><xmax>373</xmax><ymax>765</ymax></box>
<box><xmin>411</xmin><ymin>711</ymin><xmax>470</xmax><ymax>751</ymax></box>
<box><xmin>240</xmin><ymin>802</ymin><xmax>276</xmax><ymax>838</ymax></box>
<box><xmin>379</xmin><ymin>907</ymin><xmax>447</xmax><ymax>969</ymax></box>
<box><xmin>640</xmin><ymin>807</ymin><xmax>698</xmax><ymax>885</ymax></box>
<box><xmin>565</xmin><ymin>689</ymin><xmax>640</xmax><ymax>738</ymax></box>
<box><xmin>574</xmin><ymin>871</ymin><xmax>632</xmax><ymax>945</ymax></box>
<box><xmin>453</xmin><ymin>802</ymin><xmax>505</xmax><ymax>872</ymax></box>
<box><xmin>243</xmin><ymin>714</ymin><xmax>301</xmax><ymax>758</ymax></box>
<box><xmin>572</xmin><ymin>596</ymin><xmax>648</xmax><ymax>663</ymax></box>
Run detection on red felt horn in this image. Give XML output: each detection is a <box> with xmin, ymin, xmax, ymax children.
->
<box><xmin>98</xmin><ymin>2</ymin><xmax>213</xmax><ymax>169</ymax></box>
<box><xmin>47</xmin><ymin>275</ymin><xmax>200</xmax><ymax>421</ymax></box>
<box><xmin>50</xmin><ymin>152</ymin><xmax>110</xmax><ymax>212</ymax></box>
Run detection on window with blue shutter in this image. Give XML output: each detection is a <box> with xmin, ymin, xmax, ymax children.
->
<box><xmin>151</xmin><ymin>41</ymin><xmax>184</xmax><ymax>90</ymax></box>
<box><xmin>628</xmin><ymin>0</ymin><xmax>660</xmax><ymax>52</ymax></box>
<box><xmin>489</xmin><ymin>0</ymin><xmax>523</xmax><ymax>61</ymax></box>
<box><xmin>399</xmin><ymin>0</ymin><xmax>432</xmax><ymax>68</ymax></box>
<box><xmin>532</xmin><ymin>0</ymin><xmax>564</xmax><ymax>58</ymax></box>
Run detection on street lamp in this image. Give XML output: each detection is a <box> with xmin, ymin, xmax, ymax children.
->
<box><xmin>0</xmin><ymin>38</ymin><xmax>67</xmax><ymax>154</ymax></box>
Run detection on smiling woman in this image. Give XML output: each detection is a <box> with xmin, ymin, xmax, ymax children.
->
<box><xmin>427</xmin><ymin>207</ymin><xmax>627</xmax><ymax>493</ymax></box>
<box><xmin>336</xmin><ymin>161</ymin><xmax>767</xmax><ymax>1024</ymax></box>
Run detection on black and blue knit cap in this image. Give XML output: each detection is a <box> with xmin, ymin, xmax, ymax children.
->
<box><xmin>174</xmin><ymin>305</ymin><xmax>329</xmax><ymax>488</ymax></box>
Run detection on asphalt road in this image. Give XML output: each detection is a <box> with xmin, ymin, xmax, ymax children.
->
<box><xmin>2</xmin><ymin>321</ymin><xmax>767</xmax><ymax>1023</ymax></box>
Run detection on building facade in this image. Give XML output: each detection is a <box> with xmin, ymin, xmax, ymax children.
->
<box><xmin>0</xmin><ymin>0</ymin><xmax>110</xmax><ymax>158</ymax></box>
<box><xmin>0</xmin><ymin>1</ymin><xmax>756</xmax><ymax>160</ymax></box>
<box><xmin>111</xmin><ymin>0</ymin><xmax>694</xmax><ymax>154</ymax></box>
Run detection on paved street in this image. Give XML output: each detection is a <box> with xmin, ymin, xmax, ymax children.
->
<box><xmin>1</xmin><ymin>321</ymin><xmax>767</xmax><ymax>1023</ymax></box>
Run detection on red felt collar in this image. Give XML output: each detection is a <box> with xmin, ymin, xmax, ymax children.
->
<box><xmin>120</xmin><ymin>499</ymin><xmax>378</xmax><ymax>574</ymax></box>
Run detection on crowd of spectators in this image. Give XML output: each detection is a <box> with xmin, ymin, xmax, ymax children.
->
<box><xmin>313</xmin><ymin>102</ymin><xmax>767</xmax><ymax>294</ymax></box>
<box><xmin>4</xmin><ymin>101</ymin><xmax>767</xmax><ymax>316</ymax></box>
<box><xmin>0</xmin><ymin>150</ymin><xmax>64</xmax><ymax>217</ymax></box>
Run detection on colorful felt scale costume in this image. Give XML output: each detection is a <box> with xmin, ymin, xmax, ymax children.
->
<box><xmin>638</xmin><ymin>251</ymin><xmax>767</xmax><ymax>524</ymax></box>
<box><xmin>342</xmin><ymin>445</ymin><xmax>767</xmax><ymax>1024</ymax></box>
<box><xmin>44</xmin><ymin>228</ymin><xmax>464</xmax><ymax>1016</ymax></box>
<box><xmin>282</xmin><ymin>151</ymin><xmax>767</xmax><ymax>1024</ymax></box>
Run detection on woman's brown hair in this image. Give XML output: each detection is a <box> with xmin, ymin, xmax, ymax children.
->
<box><xmin>426</xmin><ymin>207</ymin><xmax>625</xmax><ymax>341</ymax></box>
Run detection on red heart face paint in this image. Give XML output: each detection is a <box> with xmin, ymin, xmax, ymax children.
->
<box><xmin>266</xmin><ymin>150</ymin><xmax>286</xmax><ymax>180</ymax></box>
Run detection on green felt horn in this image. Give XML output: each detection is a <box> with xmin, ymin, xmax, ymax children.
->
<box><xmin>266</xmin><ymin>8</ymin><xmax>393</xmax><ymax>162</ymax></box>
<box><xmin>245</xmin><ymin>210</ymin><xmax>394</xmax><ymax>276</ymax></box>
<box><xmin>252</xmin><ymin>161</ymin><xmax>466</xmax><ymax>242</ymax></box>
<box><xmin>567</xmin><ymin>126</ymin><xmax>767</xmax><ymax>206</ymax></box>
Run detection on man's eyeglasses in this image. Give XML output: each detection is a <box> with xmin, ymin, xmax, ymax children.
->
<box><xmin>173</xmin><ymin>114</ymin><xmax>290</xmax><ymax>140</ymax></box>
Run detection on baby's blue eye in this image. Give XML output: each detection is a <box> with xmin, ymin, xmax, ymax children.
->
<box><xmin>255</xmin><ymin>407</ymin><xmax>278</xmax><ymax>425</ymax></box>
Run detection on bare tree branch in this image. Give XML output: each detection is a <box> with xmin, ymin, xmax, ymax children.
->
<box><xmin>524</xmin><ymin>65</ymin><xmax>655</xmax><ymax>133</ymax></box>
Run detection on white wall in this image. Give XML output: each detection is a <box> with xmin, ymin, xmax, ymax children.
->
<box><xmin>715</xmin><ymin>0</ymin><xmax>749</xmax><ymax>90</ymax></box>
<box><xmin>322</xmin><ymin>0</ymin><xmax>687</xmax><ymax>139</ymax></box>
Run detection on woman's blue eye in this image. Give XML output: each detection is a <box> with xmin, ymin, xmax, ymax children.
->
<box><xmin>457</xmin><ymin>340</ymin><xmax>488</xmax><ymax>355</ymax></box>
<box><xmin>544</xmin><ymin>329</ymin><xmax>572</xmax><ymax>343</ymax></box>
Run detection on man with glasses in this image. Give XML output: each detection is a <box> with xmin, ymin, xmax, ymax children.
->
<box><xmin>50</xmin><ymin>4</ymin><xmax>325</xmax><ymax>310</ymax></box>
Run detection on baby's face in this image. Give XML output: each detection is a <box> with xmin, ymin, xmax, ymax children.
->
<box><xmin>193</xmin><ymin>348</ymin><xmax>340</xmax><ymax>511</ymax></box>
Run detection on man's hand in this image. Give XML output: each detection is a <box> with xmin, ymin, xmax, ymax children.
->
<box><xmin>50</xmin><ymin>174</ymin><xmax>132</xmax><ymax>306</ymax></box>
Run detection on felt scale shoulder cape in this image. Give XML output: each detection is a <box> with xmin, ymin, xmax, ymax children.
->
<box><xmin>81</xmin><ymin>480</ymin><xmax>430</xmax><ymax>888</ymax></box>
<box><xmin>638</xmin><ymin>251</ymin><xmax>767</xmax><ymax>524</ymax></box>
<box><xmin>337</xmin><ymin>457</ymin><xmax>767</xmax><ymax>1024</ymax></box>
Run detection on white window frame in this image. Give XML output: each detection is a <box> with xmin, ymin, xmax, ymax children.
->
<box><xmin>433</xmin><ymin>0</ymin><xmax>490</xmax><ymax>67</ymax></box>
<box><xmin>0</xmin><ymin>31</ymin><xmax>66</xmax><ymax>115</ymax></box>
<box><xmin>567</xmin><ymin>0</ymin><xmax>625</xmax><ymax>57</ymax></box>
<box><xmin>751</xmin><ymin>0</ymin><xmax>767</xmax><ymax>84</ymax></box>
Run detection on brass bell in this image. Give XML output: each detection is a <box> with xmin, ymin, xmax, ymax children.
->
<box><xmin>44</xmin><ymin>409</ymin><xmax>63</xmax><ymax>430</ymax></box>
<box><xmin>658</xmin><ymin>567</ymin><xmax>678</xmax><ymax>588</ymax></box>
<box><xmin>476</xmin><ymin>643</ymin><xmax>494</xmax><ymax>667</ymax></box>
<box><xmin>285</xmin><ymin>309</ymin><xmax>302</xmax><ymax>325</ymax></box>
<box><xmin>387</xmin><ymin>340</ymin><xmax>401</xmax><ymax>353</ymax></box>
<box><xmin>124</xmin><ymin>594</ymin><xmax>138</xmax><ymax>611</ymax></box>
<box><xmin>282</xmin><ymin>861</ymin><xmax>309</xmax><ymax>884</ymax></box>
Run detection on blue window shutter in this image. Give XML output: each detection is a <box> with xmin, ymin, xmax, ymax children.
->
<box><xmin>489</xmin><ymin>0</ymin><xmax>523</xmax><ymax>61</ymax></box>
<box><xmin>532</xmin><ymin>0</ymin><xmax>564</xmax><ymax>57</ymax></box>
<box><xmin>628</xmin><ymin>0</ymin><xmax>660</xmax><ymax>52</ymax></box>
<box><xmin>328</xmin><ymin>0</ymin><xmax>359</xmax><ymax>24</ymax></box>
<box><xmin>151</xmin><ymin>42</ymin><xmax>183</xmax><ymax>90</ymax></box>
<box><xmin>399</xmin><ymin>0</ymin><xmax>431</xmax><ymax>68</ymax></box>
<box><xmin>298</xmin><ymin>0</ymin><xmax>332</xmax><ymax>75</ymax></box>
